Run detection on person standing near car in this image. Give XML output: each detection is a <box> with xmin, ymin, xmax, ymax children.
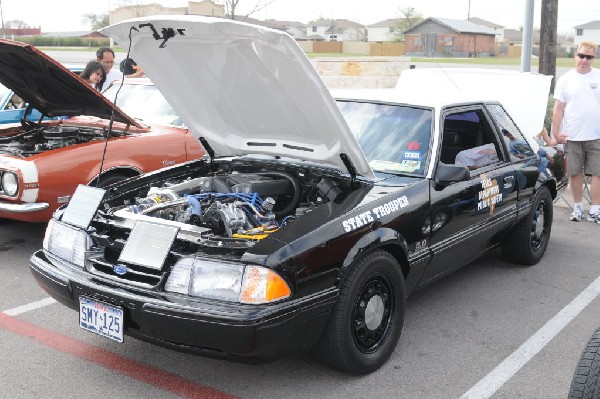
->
<box><xmin>96</xmin><ymin>47</ymin><xmax>123</xmax><ymax>91</ymax></box>
<box><xmin>96</xmin><ymin>48</ymin><xmax>145</xmax><ymax>91</ymax></box>
<box><xmin>552</xmin><ymin>41</ymin><xmax>600</xmax><ymax>223</ymax></box>
<box><xmin>80</xmin><ymin>60</ymin><xmax>105</xmax><ymax>91</ymax></box>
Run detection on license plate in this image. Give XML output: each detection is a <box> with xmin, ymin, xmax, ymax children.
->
<box><xmin>79</xmin><ymin>296</ymin><xmax>124</xmax><ymax>343</ymax></box>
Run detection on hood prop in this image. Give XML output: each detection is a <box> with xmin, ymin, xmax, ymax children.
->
<box><xmin>339</xmin><ymin>153</ymin><xmax>357</xmax><ymax>185</ymax></box>
<box><xmin>198</xmin><ymin>137</ymin><xmax>216</xmax><ymax>170</ymax></box>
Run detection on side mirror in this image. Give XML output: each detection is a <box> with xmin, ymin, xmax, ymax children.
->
<box><xmin>434</xmin><ymin>162</ymin><xmax>470</xmax><ymax>188</ymax></box>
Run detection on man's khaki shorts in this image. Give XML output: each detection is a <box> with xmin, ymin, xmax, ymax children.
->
<box><xmin>566</xmin><ymin>139</ymin><xmax>600</xmax><ymax>177</ymax></box>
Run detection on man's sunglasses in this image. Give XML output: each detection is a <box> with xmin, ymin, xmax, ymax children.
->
<box><xmin>577</xmin><ymin>53</ymin><xmax>595</xmax><ymax>60</ymax></box>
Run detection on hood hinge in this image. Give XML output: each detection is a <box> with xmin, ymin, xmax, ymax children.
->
<box><xmin>339</xmin><ymin>153</ymin><xmax>357</xmax><ymax>185</ymax></box>
<box><xmin>198</xmin><ymin>136</ymin><xmax>216</xmax><ymax>170</ymax></box>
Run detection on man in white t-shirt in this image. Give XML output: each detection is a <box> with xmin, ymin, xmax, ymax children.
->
<box><xmin>96</xmin><ymin>47</ymin><xmax>145</xmax><ymax>92</ymax></box>
<box><xmin>553</xmin><ymin>41</ymin><xmax>600</xmax><ymax>223</ymax></box>
<box><xmin>96</xmin><ymin>47</ymin><xmax>123</xmax><ymax>92</ymax></box>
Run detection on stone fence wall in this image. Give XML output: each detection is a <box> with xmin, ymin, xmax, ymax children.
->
<box><xmin>310</xmin><ymin>57</ymin><xmax>412</xmax><ymax>89</ymax></box>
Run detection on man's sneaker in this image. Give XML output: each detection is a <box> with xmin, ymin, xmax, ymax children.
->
<box><xmin>587</xmin><ymin>212</ymin><xmax>600</xmax><ymax>223</ymax></box>
<box><xmin>570</xmin><ymin>207</ymin><xmax>584</xmax><ymax>222</ymax></box>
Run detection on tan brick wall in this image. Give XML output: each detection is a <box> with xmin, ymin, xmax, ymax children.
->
<box><xmin>188</xmin><ymin>1</ymin><xmax>224</xmax><ymax>17</ymax></box>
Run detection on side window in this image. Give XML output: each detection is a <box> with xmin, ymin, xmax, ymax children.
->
<box><xmin>486</xmin><ymin>104</ymin><xmax>534</xmax><ymax>162</ymax></box>
<box><xmin>441</xmin><ymin>108</ymin><xmax>503</xmax><ymax>171</ymax></box>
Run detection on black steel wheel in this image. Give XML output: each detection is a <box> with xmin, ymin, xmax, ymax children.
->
<box><xmin>501</xmin><ymin>186</ymin><xmax>553</xmax><ymax>265</ymax></box>
<box><xmin>315</xmin><ymin>249</ymin><xmax>405</xmax><ymax>374</ymax></box>
<box><xmin>569</xmin><ymin>327</ymin><xmax>600</xmax><ymax>398</ymax></box>
<box><xmin>352</xmin><ymin>275</ymin><xmax>393</xmax><ymax>352</ymax></box>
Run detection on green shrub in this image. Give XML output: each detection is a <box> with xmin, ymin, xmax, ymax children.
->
<box><xmin>18</xmin><ymin>36</ymin><xmax>110</xmax><ymax>48</ymax></box>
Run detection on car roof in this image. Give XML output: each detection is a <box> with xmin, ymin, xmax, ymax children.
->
<box><xmin>331</xmin><ymin>88</ymin><xmax>486</xmax><ymax>111</ymax></box>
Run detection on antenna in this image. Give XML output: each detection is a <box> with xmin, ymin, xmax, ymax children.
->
<box><xmin>95</xmin><ymin>25</ymin><xmax>138</xmax><ymax>186</ymax></box>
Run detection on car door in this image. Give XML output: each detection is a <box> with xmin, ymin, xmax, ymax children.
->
<box><xmin>418</xmin><ymin>105</ymin><xmax>519</xmax><ymax>286</ymax></box>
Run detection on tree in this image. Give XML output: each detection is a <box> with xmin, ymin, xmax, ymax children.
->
<box><xmin>82</xmin><ymin>13</ymin><xmax>109</xmax><ymax>31</ymax></box>
<box><xmin>392</xmin><ymin>7</ymin><xmax>423</xmax><ymax>41</ymax></box>
<box><xmin>216</xmin><ymin>0</ymin><xmax>279</xmax><ymax>21</ymax></box>
<box><xmin>5</xmin><ymin>19</ymin><xmax>30</xmax><ymax>29</ymax></box>
<box><xmin>539</xmin><ymin>0</ymin><xmax>558</xmax><ymax>93</ymax></box>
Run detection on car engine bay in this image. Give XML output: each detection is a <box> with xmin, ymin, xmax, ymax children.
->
<box><xmin>94</xmin><ymin>164</ymin><xmax>348</xmax><ymax>252</ymax></box>
<box><xmin>0</xmin><ymin>124</ymin><xmax>106</xmax><ymax>157</ymax></box>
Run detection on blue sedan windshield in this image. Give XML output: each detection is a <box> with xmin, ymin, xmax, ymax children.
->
<box><xmin>103</xmin><ymin>83</ymin><xmax>183</xmax><ymax>127</ymax></box>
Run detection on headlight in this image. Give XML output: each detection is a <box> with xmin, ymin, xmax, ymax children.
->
<box><xmin>1</xmin><ymin>171</ymin><xmax>18</xmax><ymax>196</ymax></box>
<box><xmin>43</xmin><ymin>219</ymin><xmax>91</xmax><ymax>268</ymax></box>
<box><xmin>165</xmin><ymin>258</ymin><xmax>291</xmax><ymax>304</ymax></box>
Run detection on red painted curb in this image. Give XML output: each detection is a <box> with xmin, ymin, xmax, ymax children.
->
<box><xmin>0</xmin><ymin>312</ymin><xmax>238</xmax><ymax>399</ymax></box>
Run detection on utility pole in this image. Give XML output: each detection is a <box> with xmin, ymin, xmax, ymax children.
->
<box><xmin>539</xmin><ymin>0</ymin><xmax>558</xmax><ymax>92</ymax></box>
<box><xmin>521</xmin><ymin>0</ymin><xmax>535</xmax><ymax>72</ymax></box>
<box><xmin>467</xmin><ymin>0</ymin><xmax>471</xmax><ymax>21</ymax></box>
<box><xmin>0</xmin><ymin>0</ymin><xmax>6</xmax><ymax>39</ymax></box>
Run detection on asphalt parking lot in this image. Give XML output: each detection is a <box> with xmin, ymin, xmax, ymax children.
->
<box><xmin>1</xmin><ymin>195</ymin><xmax>599</xmax><ymax>399</ymax></box>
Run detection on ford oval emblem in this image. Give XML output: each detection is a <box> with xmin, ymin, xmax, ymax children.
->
<box><xmin>113</xmin><ymin>264</ymin><xmax>128</xmax><ymax>276</ymax></box>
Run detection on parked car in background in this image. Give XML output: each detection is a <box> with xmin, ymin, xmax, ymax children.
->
<box><xmin>0</xmin><ymin>39</ymin><xmax>204</xmax><ymax>222</ymax></box>
<box><xmin>569</xmin><ymin>327</ymin><xmax>600</xmax><ymax>398</ymax></box>
<box><xmin>30</xmin><ymin>16</ymin><xmax>556</xmax><ymax>375</ymax></box>
<box><xmin>0</xmin><ymin>66</ymin><xmax>83</xmax><ymax>124</ymax></box>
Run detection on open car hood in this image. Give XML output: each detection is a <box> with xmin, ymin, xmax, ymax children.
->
<box><xmin>396</xmin><ymin>68</ymin><xmax>552</xmax><ymax>151</ymax></box>
<box><xmin>101</xmin><ymin>16</ymin><xmax>373</xmax><ymax>178</ymax></box>
<box><xmin>0</xmin><ymin>39</ymin><xmax>139</xmax><ymax>126</ymax></box>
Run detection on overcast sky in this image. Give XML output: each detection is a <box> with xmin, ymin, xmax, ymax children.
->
<box><xmin>1</xmin><ymin>0</ymin><xmax>598</xmax><ymax>34</ymax></box>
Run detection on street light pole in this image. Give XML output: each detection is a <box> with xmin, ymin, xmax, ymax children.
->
<box><xmin>0</xmin><ymin>0</ymin><xmax>6</xmax><ymax>39</ymax></box>
<box><xmin>468</xmin><ymin>0</ymin><xmax>471</xmax><ymax>21</ymax></box>
<box><xmin>520</xmin><ymin>0</ymin><xmax>535</xmax><ymax>72</ymax></box>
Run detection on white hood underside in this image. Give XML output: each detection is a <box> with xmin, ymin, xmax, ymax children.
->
<box><xmin>101</xmin><ymin>16</ymin><xmax>374</xmax><ymax>178</ymax></box>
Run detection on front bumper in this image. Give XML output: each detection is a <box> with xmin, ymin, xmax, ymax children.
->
<box><xmin>30</xmin><ymin>250</ymin><xmax>337</xmax><ymax>362</ymax></box>
<box><xmin>0</xmin><ymin>199</ymin><xmax>49</xmax><ymax>213</ymax></box>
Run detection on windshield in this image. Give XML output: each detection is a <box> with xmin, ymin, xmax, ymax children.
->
<box><xmin>337</xmin><ymin>101</ymin><xmax>433</xmax><ymax>176</ymax></box>
<box><xmin>103</xmin><ymin>83</ymin><xmax>183</xmax><ymax>127</ymax></box>
<box><xmin>0</xmin><ymin>83</ymin><xmax>10</xmax><ymax>104</ymax></box>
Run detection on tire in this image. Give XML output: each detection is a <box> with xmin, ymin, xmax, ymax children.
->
<box><xmin>94</xmin><ymin>173</ymin><xmax>130</xmax><ymax>189</ymax></box>
<box><xmin>501</xmin><ymin>186</ymin><xmax>552</xmax><ymax>265</ymax></box>
<box><xmin>569</xmin><ymin>327</ymin><xmax>600</xmax><ymax>399</ymax></box>
<box><xmin>315</xmin><ymin>249</ymin><xmax>405</xmax><ymax>375</ymax></box>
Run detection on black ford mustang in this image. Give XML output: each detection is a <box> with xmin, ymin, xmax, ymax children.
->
<box><xmin>30</xmin><ymin>15</ymin><xmax>557</xmax><ymax>374</ymax></box>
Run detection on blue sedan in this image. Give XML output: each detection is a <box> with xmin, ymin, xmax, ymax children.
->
<box><xmin>0</xmin><ymin>66</ymin><xmax>83</xmax><ymax>124</ymax></box>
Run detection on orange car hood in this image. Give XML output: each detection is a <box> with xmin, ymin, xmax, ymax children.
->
<box><xmin>101</xmin><ymin>16</ymin><xmax>374</xmax><ymax>179</ymax></box>
<box><xmin>0</xmin><ymin>39</ymin><xmax>140</xmax><ymax>127</ymax></box>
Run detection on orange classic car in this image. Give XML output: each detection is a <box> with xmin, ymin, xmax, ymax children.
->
<box><xmin>0</xmin><ymin>39</ymin><xmax>204</xmax><ymax>222</ymax></box>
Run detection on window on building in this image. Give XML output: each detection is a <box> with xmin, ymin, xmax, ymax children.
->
<box><xmin>576</xmin><ymin>29</ymin><xmax>583</xmax><ymax>36</ymax></box>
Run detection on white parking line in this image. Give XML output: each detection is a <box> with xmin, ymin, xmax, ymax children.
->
<box><xmin>2</xmin><ymin>298</ymin><xmax>57</xmax><ymax>316</ymax></box>
<box><xmin>461</xmin><ymin>274</ymin><xmax>600</xmax><ymax>399</ymax></box>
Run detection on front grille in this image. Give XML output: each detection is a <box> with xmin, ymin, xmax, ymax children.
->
<box><xmin>87</xmin><ymin>254</ymin><xmax>165</xmax><ymax>287</ymax></box>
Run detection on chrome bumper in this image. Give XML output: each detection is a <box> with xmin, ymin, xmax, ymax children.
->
<box><xmin>0</xmin><ymin>200</ymin><xmax>49</xmax><ymax>213</ymax></box>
